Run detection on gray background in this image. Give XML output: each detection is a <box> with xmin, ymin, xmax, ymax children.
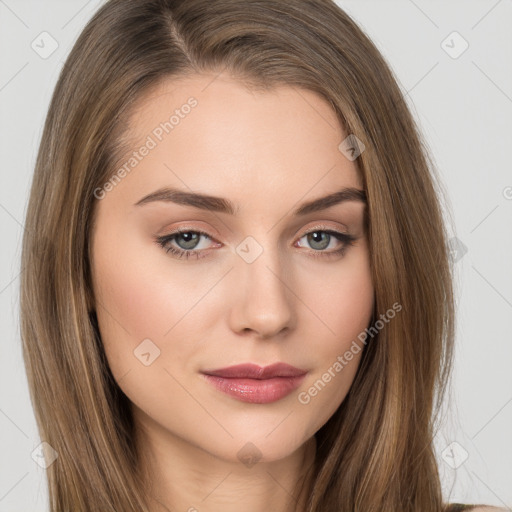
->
<box><xmin>1</xmin><ymin>0</ymin><xmax>511</xmax><ymax>510</ymax></box>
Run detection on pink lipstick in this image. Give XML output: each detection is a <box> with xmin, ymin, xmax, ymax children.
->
<box><xmin>201</xmin><ymin>363</ymin><xmax>307</xmax><ymax>404</ymax></box>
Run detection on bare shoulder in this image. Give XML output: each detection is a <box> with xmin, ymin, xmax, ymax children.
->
<box><xmin>470</xmin><ymin>507</ymin><xmax>509</xmax><ymax>511</ymax></box>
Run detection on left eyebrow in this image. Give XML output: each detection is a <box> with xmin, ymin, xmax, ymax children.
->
<box><xmin>133</xmin><ymin>186</ymin><xmax>367</xmax><ymax>216</ymax></box>
<box><xmin>294</xmin><ymin>187</ymin><xmax>367</xmax><ymax>215</ymax></box>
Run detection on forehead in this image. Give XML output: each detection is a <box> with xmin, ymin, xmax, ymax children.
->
<box><xmin>109</xmin><ymin>72</ymin><xmax>362</xmax><ymax>208</ymax></box>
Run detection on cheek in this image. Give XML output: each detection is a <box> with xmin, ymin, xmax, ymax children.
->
<box><xmin>91</xmin><ymin>223</ymin><xmax>226</xmax><ymax>386</ymax></box>
<box><xmin>91</xmin><ymin>234</ymin><xmax>209</xmax><ymax>418</ymax></box>
<box><xmin>93</xmin><ymin>211</ymin><xmax>207</xmax><ymax>337</ymax></box>
<box><xmin>293</xmin><ymin>250</ymin><xmax>374</xmax><ymax>424</ymax></box>
<box><xmin>325</xmin><ymin>267</ymin><xmax>374</xmax><ymax>340</ymax></box>
<box><xmin>305</xmin><ymin>246</ymin><xmax>374</xmax><ymax>348</ymax></box>
<box><xmin>91</xmin><ymin>226</ymin><xmax>181</xmax><ymax>374</ymax></box>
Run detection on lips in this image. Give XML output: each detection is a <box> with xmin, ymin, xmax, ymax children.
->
<box><xmin>201</xmin><ymin>363</ymin><xmax>308</xmax><ymax>404</ymax></box>
<box><xmin>201</xmin><ymin>362</ymin><xmax>307</xmax><ymax>379</ymax></box>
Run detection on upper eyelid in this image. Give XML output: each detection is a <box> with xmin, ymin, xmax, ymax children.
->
<box><xmin>163</xmin><ymin>224</ymin><xmax>350</xmax><ymax>240</ymax></box>
<box><xmin>160</xmin><ymin>225</ymin><xmax>353</xmax><ymax>250</ymax></box>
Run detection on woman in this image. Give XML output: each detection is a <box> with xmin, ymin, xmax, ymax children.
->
<box><xmin>19</xmin><ymin>0</ymin><xmax>503</xmax><ymax>510</ymax></box>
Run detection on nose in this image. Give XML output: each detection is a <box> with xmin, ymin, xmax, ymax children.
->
<box><xmin>227</xmin><ymin>246</ymin><xmax>295</xmax><ymax>339</ymax></box>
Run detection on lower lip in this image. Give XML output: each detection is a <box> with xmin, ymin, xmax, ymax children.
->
<box><xmin>202</xmin><ymin>374</ymin><xmax>307</xmax><ymax>404</ymax></box>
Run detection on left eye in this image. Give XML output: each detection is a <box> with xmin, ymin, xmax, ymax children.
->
<box><xmin>297</xmin><ymin>230</ymin><xmax>345</xmax><ymax>251</ymax></box>
<box><xmin>155</xmin><ymin>228</ymin><xmax>357</xmax><ymax>260</ymax></box>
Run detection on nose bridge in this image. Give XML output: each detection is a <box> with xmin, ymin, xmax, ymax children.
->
<box><xmin>230</xmin><ymin>233</ymin><xmax>294</xmax><ymax>337</ymax></box>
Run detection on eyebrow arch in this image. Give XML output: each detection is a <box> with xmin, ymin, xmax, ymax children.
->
<box><xmin>133</xmin><ymin>186</ymin><xmax>367</xmax><ymax>216</ymax></box>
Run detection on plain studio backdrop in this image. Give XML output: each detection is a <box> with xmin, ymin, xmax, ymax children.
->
<box><xmin>0</xmin><ymin>1</ymin><xmax>511</xmax><ymax>510</ymax></box>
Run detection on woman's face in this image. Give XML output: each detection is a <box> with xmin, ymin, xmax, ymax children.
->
<box><xmin>90</xmin><ymin>73</ymin><xmax>374</xmax><ymax>464</ymax></box>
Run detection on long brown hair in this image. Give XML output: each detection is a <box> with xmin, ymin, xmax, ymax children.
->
<box><xmin>20</xmin><ymin>0</ymin><xmax>456</xmax><ymax>510</ymax></box>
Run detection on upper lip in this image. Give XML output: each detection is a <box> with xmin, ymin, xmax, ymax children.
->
<box><xmin>202</xmin><ymin>363</ymin><xmax>307</xmax><ymax>379</ymax></box>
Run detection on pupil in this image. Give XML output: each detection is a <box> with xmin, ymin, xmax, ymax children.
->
<box><xmin>309</xmin><ymin>231</ymin><xmax>329</xmax><ymax>250</ymax></box>
<box><xmin>178</xmin><ymin>232</ymin><xmax>199</xmax><ymax>249</ymax></box>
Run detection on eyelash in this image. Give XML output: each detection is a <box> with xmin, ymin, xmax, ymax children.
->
<box><xmin>154</xmin><ymin>226</ymin><xmax>357</xmax><ymax>261</ymax></box>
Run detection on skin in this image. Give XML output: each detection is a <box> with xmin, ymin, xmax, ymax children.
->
<box><xmin>90</xmin><ymin>72</ymin><xmax>375</xmax><ymax>512</ymax></box>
